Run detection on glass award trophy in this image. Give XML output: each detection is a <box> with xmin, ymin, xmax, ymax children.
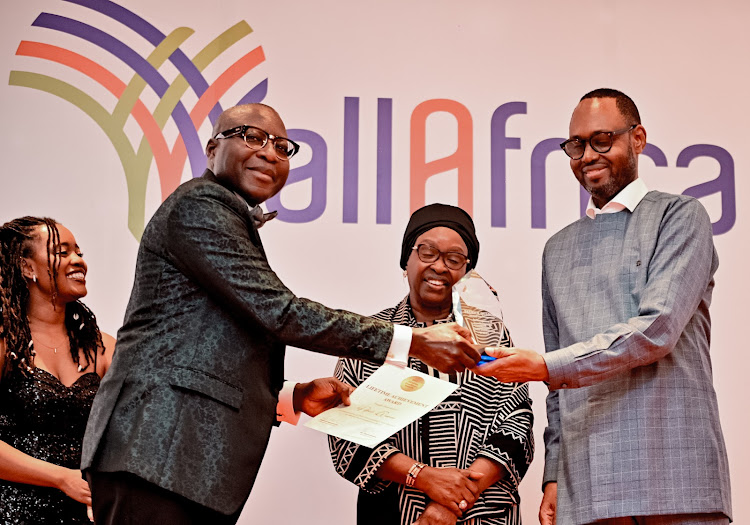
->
<box><xmin>452</xmin><ymin>270</ymin><xmax>512</xmax><ymax>363</ymax></box>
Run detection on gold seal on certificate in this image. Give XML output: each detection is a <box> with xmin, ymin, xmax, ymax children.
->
<box><xmin>400</xmin><ymin>376</ymin><xmax>425</xmax><ymax>392</ymax></box>
<box><xmin>305</xmin><ymin>364</ymin><xmax>457</xmax><ymax>448</ymax></box>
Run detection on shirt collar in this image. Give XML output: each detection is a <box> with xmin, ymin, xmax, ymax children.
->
<box><xmin>585</xmin><ymin>177</ymin><xmax>649</xmax><ymax>219</ymax></box>
<box><xmin>397</xmin><ymin>296</ymin><xmax>455</xmax><ymax>327</ymax></box>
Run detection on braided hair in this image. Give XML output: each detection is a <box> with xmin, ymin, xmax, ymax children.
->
<box><xmin>0</xmin><ymin>216</ymin><xmax>104</xmax><ymax>378</ymax></box>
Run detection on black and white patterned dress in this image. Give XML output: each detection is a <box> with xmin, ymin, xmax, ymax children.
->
<box><xmin>329</xmin><ymin>296</ymin><xmax>534</xmax><ymax>525</ymax></box>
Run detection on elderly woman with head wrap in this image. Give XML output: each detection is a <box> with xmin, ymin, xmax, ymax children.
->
<box><xmin>329</xmin><ymin>204</ymin><xmax>534</xmax><ymax>525</ymax></box>
<box><xmin>0</xmin><ymin>216</ymin><xmax>115</xmax><ymax>523</ymax></box>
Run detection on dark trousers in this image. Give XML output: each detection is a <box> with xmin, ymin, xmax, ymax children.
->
<box><xmin>87</xmin><ymin>470</ymin><xmax>244</xmax><ymax>525</ymax></box>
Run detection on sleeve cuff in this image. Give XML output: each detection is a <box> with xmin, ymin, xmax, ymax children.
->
<box><xmin>276</xmin><ymin>381</ymin><xmax>301</xmax><ymax>425</ymax></box>
<box><xmin>543</xmin><ymin>349</ymin><xmax>577</xmax><ymax>390</ymax></box>
<box><xmin>384</xmin><ymin>324</ymin><xmax>411</xmax><ymax>368</ymax></box>
<box><xmin>543</xmin><ymin>446</ymin><xmax>559</xmax><ymax>488</ymax></box>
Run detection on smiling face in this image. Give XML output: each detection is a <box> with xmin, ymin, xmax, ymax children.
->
<box><xmin>568</xmin><ymin>97</ymin><xmax>646</xmax><ymax>208</ymax></box>
<box><xmin>406</xmin><ymin>227</ymin><xmax>468</xmax><ymax>323</ymax></box>
<box><xmin>206</xmin><ymin>104</ymin><xmax>291</xmax><ymax>206</ymax></box>
<box><xmin>23</xmin><ymin>223</ymin><xmax>88</xmax><ymax>304</ymax></box>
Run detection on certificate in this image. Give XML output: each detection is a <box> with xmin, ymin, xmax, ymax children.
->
<box><xmin>305</xmin><ymin>364</ymin><xmax>457</xmax><ymax>448</ymax></box>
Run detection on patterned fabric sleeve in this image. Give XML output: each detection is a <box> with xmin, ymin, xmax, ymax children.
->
<box><xmin>476</xmin><ymin>382</ymin><xmax>534</xmax><ymax>494</ymax></box>
<box><xmin>162</xmin><ymin>181</ymin><xmax>394</xmax><ymax>363</ymax></box>
<box><xmin>329</xmin><ymin>355</ymin><xmax>403</xmax><ymax>493</ymax></box>
<box><xmin>471</xmin><ymin>325</ymin><xmax>534</xmax><ymax>509</ymax></box>
<box><xmin>463</xmin><ymin>320</ymin><xmax>534</xmax><ymax>495</ymax></box>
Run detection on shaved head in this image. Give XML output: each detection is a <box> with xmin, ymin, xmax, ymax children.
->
<box><xmin>211</xmin><ymin>103</ymin><xmax>283</xmax><ymax>137</ymax></box>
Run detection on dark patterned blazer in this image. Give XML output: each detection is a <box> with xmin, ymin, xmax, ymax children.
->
<box><xmin>81</xmin><ymin>171</ymin><xmax>394</xmax><ymax>514</ymax></box>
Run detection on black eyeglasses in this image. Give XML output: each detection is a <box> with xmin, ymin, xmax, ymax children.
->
<box><xmin>560</xmin><ymin>125</ymin><xmax>637</xmax><ymax>160</ymax></box>
<box><xmin>214</xmin><ymin>125</ymin><xmax>300</xmax><ymax>160</ymax></box>
<box><xmin>412</xmin><ymin>244</ymin><xmax>469</xmax><ymax>270</ymax></box>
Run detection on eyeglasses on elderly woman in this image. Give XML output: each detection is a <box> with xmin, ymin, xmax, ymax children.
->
<box><xmin>412</xmin><ymin>243</ymin><xmax>469</xmax><ymax>271</ymax></box>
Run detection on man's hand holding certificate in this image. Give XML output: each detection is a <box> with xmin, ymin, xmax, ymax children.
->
<box><xmin>305</xmin><ymin>364</ymin><xmax>457</xmax><ymax>448</ymax></box>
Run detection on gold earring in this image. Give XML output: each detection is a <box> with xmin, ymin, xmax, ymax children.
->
<box><xmin>403</xmin><ymin>270</ymin><xmax>407</xmax><ymax>278</ymax></box>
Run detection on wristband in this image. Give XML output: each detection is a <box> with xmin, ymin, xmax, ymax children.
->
<box><xmin>405</xmin><ymin>462</ymin><xmax>426</xmax><ymax>487</ymax></box>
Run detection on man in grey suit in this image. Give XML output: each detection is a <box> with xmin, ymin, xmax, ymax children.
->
<box><xmin>476</xmin><ymin>89</ymin><xmax>731</xmax><ymax>524</ymax></box>
<box><xmin>81</xmin><ymin>103</ymin><xmax>482</xmax><ymax>524</ymax></box>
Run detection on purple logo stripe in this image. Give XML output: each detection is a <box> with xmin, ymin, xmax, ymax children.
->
<box><xmin>64</xmin><ymin>0</ymin><xmax>222</xmax><ymax>122</ymax></box>
<box><xmin>236</xmin><ymin>78</ymin><xmax>268</xmax><ymax>106</ymax></box>
<box><xmin>33</xmin><ymin>13</ymin><xmax>205</xmax><ymax>178</ymax></box>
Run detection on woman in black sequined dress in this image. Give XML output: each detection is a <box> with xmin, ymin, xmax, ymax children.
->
<box><xmin>0</xmin><ymin>217</ymin><xmax>115</xmax><ymax>524</ymax></box>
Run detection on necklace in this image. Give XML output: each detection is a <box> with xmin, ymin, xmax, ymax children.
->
<box><xmin>31</xmin><ymin>333</ymin><xmax>69</xmax><ymax>354</ymax></box>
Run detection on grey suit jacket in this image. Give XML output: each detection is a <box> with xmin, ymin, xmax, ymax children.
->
<box><xmin>81</xmin><ymin>171</ymin><xmax>394</xmax><ymax>514</ymax></box>
<box><xmin>541</xmin><ymin>191</ymin><xmax>731</xmax><ymax>523</ymax></box>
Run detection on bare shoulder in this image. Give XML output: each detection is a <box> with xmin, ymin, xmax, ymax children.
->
<box><xmin>99</xmin><ymin>332</ymin><xmax>117</xmax><ymax>376</ymax></box>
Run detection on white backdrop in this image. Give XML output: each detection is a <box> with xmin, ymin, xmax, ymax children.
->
<box><xmin>1</xmin><ymin>1</ymin><xmax>747</xmax><ymax>523</ymax></box>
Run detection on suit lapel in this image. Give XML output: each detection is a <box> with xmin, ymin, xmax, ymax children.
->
<box><xmin>201</xmin><ymin>169</ymin><xmax>266</xmax><ymax>254</ymax></box>
<box><xmin>244</xmin><ymin>209</ymin><xmax>266</xmax><ymax>256</ymax></box>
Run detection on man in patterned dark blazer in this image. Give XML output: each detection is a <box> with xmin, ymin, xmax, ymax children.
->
<box><xmin>81</xmin><ymin>103</ymin><xmax>482</xmax><ymax>524</ymax></box>
<box><xmin>476</xmin><ymin>89</ymin><xmax>732</xmax><ymax>524</ymax></box>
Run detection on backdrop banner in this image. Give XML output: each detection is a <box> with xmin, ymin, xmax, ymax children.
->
<box><xmin>1</xmin><ymin>1</ymin><xmax>746</xmax><ymax>523</ymax></box>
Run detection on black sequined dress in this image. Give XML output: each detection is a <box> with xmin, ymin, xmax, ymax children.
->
<box><xmin>0</xmin><ymin>366</ymin><xmax>100</xmax><ymax>524</ymax></box>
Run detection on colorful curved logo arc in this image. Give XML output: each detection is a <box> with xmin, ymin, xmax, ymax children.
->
<box><xmin>9</xmin><ymin>0</ymin><xmax>268</xmax><ymax>239</ymax></box>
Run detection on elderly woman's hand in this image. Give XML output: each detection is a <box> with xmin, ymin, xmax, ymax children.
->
<box><xmin>413</xmin><ymin>466</ymin><xmax>482</xmax><ymax>517</ymax></box>
<box><xmin>412</xmin><ymin>502</ymin><xmax>459</xmax><ymax>525</ymax></box>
